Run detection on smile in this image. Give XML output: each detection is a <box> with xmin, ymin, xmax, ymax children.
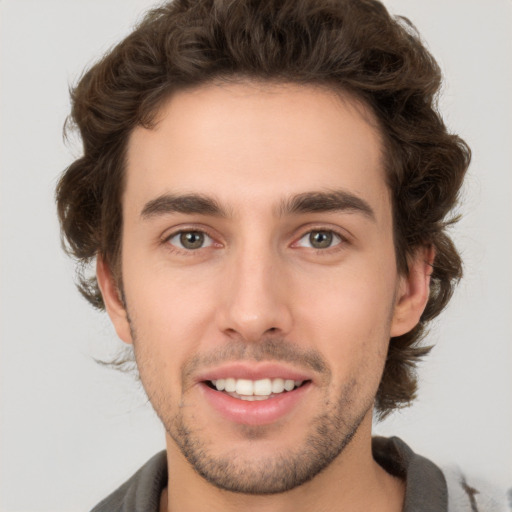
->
<box><xmin>208</xmin><ymin>378</ymin><xmax>306</xmax><ymax>400</ymax></box>
<box><xmin>197</xmin><ymin>362</ymin><xmax>314</xmax><ymax>424</ymax></box>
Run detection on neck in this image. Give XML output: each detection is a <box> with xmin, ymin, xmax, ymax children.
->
<box><xmin>161</xmin><ymin>414</ymin><xmax>405</xmax><ymax>512</ymax></box>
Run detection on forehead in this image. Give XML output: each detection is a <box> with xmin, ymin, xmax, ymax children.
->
<box><xmin>124</xmin><ymin>82</ymin><xmax>387</xmax><ymax>218</ymax></box>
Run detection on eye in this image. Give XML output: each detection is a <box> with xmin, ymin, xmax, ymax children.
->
<box><xmin>167</xmin><ymin>230</ymin><xmax>214</xmax><ymax>250</ymax></box>
<box><xmin>295</xmin><ymin>230</ymin><xmax>343</xmax><ymax>249</ymax></box>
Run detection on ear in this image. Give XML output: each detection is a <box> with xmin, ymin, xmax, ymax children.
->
<box><xmin>96</xmin><ymin>256</ymin><xmax>133</xmax><ymax>345</ymax></box>
<box><xmin>390</xmin><ymin>245</ymin><xmax>435</xmax><ymax>337</ymax></box>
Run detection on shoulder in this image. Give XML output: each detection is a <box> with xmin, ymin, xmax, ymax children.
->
<box><xmin>442</xmin><ymin>466</ymin><xmax>511</xmax><ymax>512</ymax></box>
<box><xmin>90</xmin><ymin>451</ymin><xmax>168</xmax><ymax>512</ymax></box>
<box><xmin>373</xmin><ymin>436</ymin><xmax>511</xmax><ymax>512</ymax></box>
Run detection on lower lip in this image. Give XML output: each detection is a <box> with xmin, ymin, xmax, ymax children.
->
<box><xmin>200</xmin><ymin>382</ymin><xmax>311</xmax><ymax>426</ymax></box>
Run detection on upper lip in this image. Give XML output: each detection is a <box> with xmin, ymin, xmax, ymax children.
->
<box><xmin>196</xmin><ymin>362</ymin><xmax>314</xmax><ymax>384</ymax></box>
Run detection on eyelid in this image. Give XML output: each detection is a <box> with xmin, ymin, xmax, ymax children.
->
<box><xmin>162</xmin><ymin>225</ymin><xmax>222</xmax><ymax>253</ymax></box>
<box><xmin>291</xmin><ymin>225</ymin><xmax>350</xmax><ymax>250</ymax></box>
<box><xmin>167</xmin><ymin>231</ymin><xmax>214</xmax><ymax>249</ymax></box>
<box><xmin>160</xmin><ymin>224</ymin><xmax>350</xmax><ymax>253</ymax></box>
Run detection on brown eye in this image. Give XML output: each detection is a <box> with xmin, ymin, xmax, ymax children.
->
<box><xmin>309</xmin><ymin>231</ymin><xmax>333</xmax><ymax>249</ymax></box>
<box><xmin>295</xmin><ymin>230</ymin><xmax>343</xmax><ymax>250</ymax></box>
<box><xmin>180</xmin><ymin>231</ymin><xmax>204</xmax><ymax>249</ymax></box>
<box><xmin>168</xmin><ymin>231</ymin><xmax>212</xmax><ymax>250</ymax></box>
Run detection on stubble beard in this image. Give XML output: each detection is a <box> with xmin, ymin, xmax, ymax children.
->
<box><xmin>167</xmin><ymin>380</ymin><xmax>373</xmax><ymax>495</ymax></box>
<box><xmin>130</xmin><ymin>333</ymin><xmax>376</xmax><ymax>495</ymax></box>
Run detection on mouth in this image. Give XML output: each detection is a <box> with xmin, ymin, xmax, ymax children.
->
<box><xmin>205</xmin><ymin>377</ymin><xmax>309</xmax><ymax>401</ymax></box>
<box><xmin>198</xmin><ymin>368</ymin><xmax>313</xmax><ymax>425</ymax></box>
<box><xmin>196</xmin><ymin>362</ymin><xmax>315</xmax><ymax>425</ymax></box>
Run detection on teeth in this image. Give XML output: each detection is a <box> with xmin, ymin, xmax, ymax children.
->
<box><xmin>211</xmin><ymin>377</ymin><xmax>304</xmax><ymax>396</ymax></box>
<box><xmin>284</xmin><ymin>379</ymin><xmax>295</xmax><ymax>391</ymax></box>
<box><xmin>239</xmin><ymin>395</ymin><xmax>270</xmax><ymax>401</ymax></box>
<box><xmin>224</xmin><ymin>378</ymin><xmax>236</xmax><ymax>392</ymax></box>
<box><xmin>271</xmin><ymin>378</ymin><xmax>285</xmax><ymax>393</ymax></box>
<box><xmin>235</xmin><ymin>379</ymin><xmax>253</xmax><ymax>396</ymax></box>
<box><xmin>254</xmin><ymin>378</ymin><xmax>272</xmax><ymax>396</ymax></box>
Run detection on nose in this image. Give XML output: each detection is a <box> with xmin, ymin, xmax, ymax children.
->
<box><xmin>216</xmin><ymin>244</ymin><xmax>293</xmax><ymax>342</ymax></box>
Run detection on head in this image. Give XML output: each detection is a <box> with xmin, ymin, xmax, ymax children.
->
<box><xmin>56</xmin><ymin>0</ymin><xmax>470</xmax><ymax>491</ymax></box>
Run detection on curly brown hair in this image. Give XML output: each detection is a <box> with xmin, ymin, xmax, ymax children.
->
<box><xmin>56</xmin><ymin>0</ymin><xmax>470</xmax><ymax>417</ymax></box>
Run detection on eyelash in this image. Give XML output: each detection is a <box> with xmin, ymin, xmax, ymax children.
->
<box><xmin>162</xmin><ymin>227</ymin><xmax>349</xmax><ymax>255</ymax></box>
<box><xmin>293</xmin><ymin>229</ymin><xmax>348</xmax><ymax>253</ymax></box>
<box><xmin>163</xmin><ymin>228</ymin><xmax>218</xmax><ymax>256</ymax></box>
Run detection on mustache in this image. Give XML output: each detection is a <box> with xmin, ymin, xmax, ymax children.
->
<box><xmin>181</xmin><ymin>337</ymin><xmax>330</xmax><ymax>382</ymax></box>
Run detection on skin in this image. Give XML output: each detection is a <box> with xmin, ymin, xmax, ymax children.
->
<box><xmin>97</xmin><ymin>82</ymin><xmax>433</xmax><ymax>512</ymax></box>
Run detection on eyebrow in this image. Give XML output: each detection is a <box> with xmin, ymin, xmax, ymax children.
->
<box><xmin>140</xmin><ymin>190</ymin><xmax>375</xmax><ymax>221</ymax></box>
<box><xmin>141</xmin><ymin>193</ymin><xmax>229</xmax><ymax>219</ymax></box>
<box><xmin>278</xmin><ymin>190</ymin><xmax>375</xmax><ymax>220</ymax></box>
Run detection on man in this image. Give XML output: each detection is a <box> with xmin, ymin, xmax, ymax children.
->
<box><xmin>55</xmin><ymin>0</ymin><xmax>508</xmax><ymax>511</ymax></box>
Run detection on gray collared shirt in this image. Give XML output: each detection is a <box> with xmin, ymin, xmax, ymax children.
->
<box><xmin>91</xmin><ymin>437</ymin><xmax>448</xmax><ymax>512</ymax></box>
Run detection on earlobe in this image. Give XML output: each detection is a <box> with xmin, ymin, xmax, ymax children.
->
<box><xmin>96</xmin><ymin>256</ymin><xmax>133</xmax><ymax>344</ymax></box>
<box><xmin>390</xmin><ymin>245</ymin><xmax>435</xmax><ymax>337</ymax></box>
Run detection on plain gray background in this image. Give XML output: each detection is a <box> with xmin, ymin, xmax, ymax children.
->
<box><xmin>1</xmin><ymin>1</ymin><xmax>511</xmax><ymax>510</ymax></box>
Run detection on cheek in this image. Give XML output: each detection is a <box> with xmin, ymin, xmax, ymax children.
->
<box><xmin>122</xmin><ymin>261</ymin><xmax>221</xmax><ymax>382</ymax></box>
<box><xmin>293</xmin><ymin>259</ymin><xmax>397</xmax><ymax>374</ymax></box>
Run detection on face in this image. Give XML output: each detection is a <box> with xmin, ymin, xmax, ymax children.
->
<box><xmin>99</xmin><ymin>82</ymin><xmax>429</xmax><ymax>494</ymax></box>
